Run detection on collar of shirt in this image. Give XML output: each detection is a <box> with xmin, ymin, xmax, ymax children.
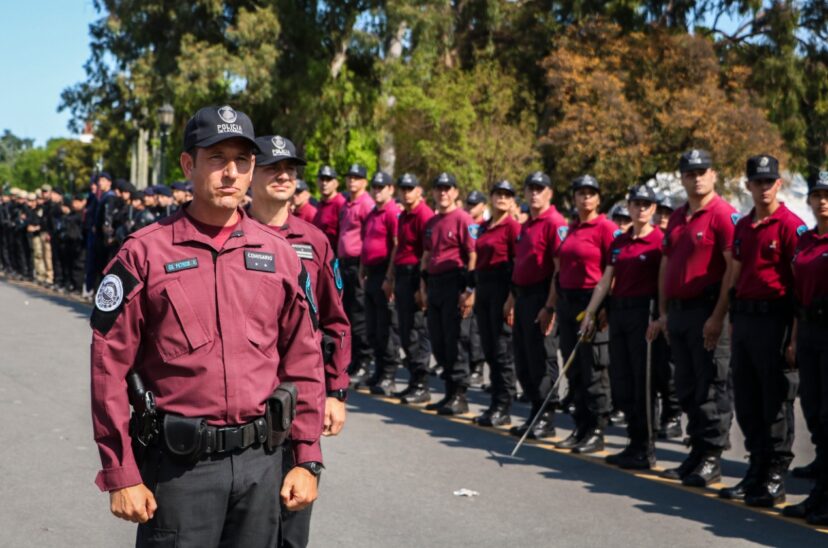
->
<box><xmin>572</xmin><ymin>212</ymin><xmax>607</xmax><ymax>228</ymax></box>
<box><xmin>747</xmin><ymin>202</ymin><xmax>789</xmax><ymax>227</ymax></box>
<box><xmin>273</xmin><ymin>213</ymin><xmax>306</xmax><ymax>239</ymax></box>
<box><xmin>681</xmin><ymin>193</ymin><xmax>726</xmax><ymax>221</ymax></box>
<box><xmin>528</xmin><ymin>204</ymin><xmax>558</xmax><ymax>225</ymax></box>
<box><xmin>347</xmin><ymin>191</ymin><xmax>372</xmax><ymax>207</ymax></box>
<box><xmin>174</xmin><ymin>206</ymin><xmax>263</xmax><ymax>252</ymax></box>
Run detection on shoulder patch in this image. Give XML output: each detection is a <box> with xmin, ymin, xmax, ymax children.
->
<box><xmin>90</xmin><ymin>260</ymin><xmax>141</xmax><ymax>336</ymax></box>
<box><xmin>298</xmin><ymin>265</ymin><xmax>319</xmax><ymax>330</ymax></box>
<box><xmin>731</xmin><ymin>212</ymin><xmax>741</xmax><ymax>226</ymax></box>
<box><xmin>557</xmin><ymin>226</ymin><xmax>569</xmax><ymax>242</ymax></box>
<box><xmin>468</xmin><ymin>223</ymin><xmax>480</xmax><ymax>240</ymax></box>
<box><xmin>331</xmin><ymin>257</ymin><xmax>343</xmax><ymax>295</ymax></box>
<box><xmin>613</xmin><ymin>228</ymin><xmax>622</xmax><ymax>239</ymax></box>
<box><xmin>797</xmin><ymin>224</ymin><xmax>808</xmax><ymax>237</ymax></box>
<box><xmin>165</xmin><ymin>257</ymin><xmax>199</xmax><ymax>274</ymax></box>
<box><xmin>291</xmin><ymin>243</ymin><xmax>314</xmax><ymax>260</ymax></box>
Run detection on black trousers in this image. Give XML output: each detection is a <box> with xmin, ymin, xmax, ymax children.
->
<box><xmin>513</xmin><ymin>283</ymin><xmax>559</xmax><ymax>410</ymax></box>
<box><xmin>340</xmin><ymin>259</ymin><xmax>373</xmax><ymax>370</ymax></box>
<box><xmin>558</xmin><ymin>289</ymin><xmax>611</xmax><ymax>430</ymax></box>
<box><xmin>280</xmin><ymin>443</ymin><xmax>315</xmax><ymax>548</ymax></box>
<box><xmin>57</xmin><ymin>239</ymin><xmax>85</xmax><ymax>291</ymax></box>
<box><xmin>731</xmin><ymin>310</ymin><xmax>797</xmax><ymax>464</ymax></box>
<box><xmin>797</xmin><ymin>319</ymin><xmax>828</xmax><ymax>481</ymax></box>
<box><xmin>364</xmin><ymin>262</ymin><xmax>401</xmax><ymax>379</ymax></box>
<box><xmin>394</xmin><ymin>265</ymin><xmax>431</xmax><ymax>383</ymax></box>
<box><xmin>426</xmin><ymin>269</ymin><xmax>470</xmax><ymax>387</ymax></box>
<box><xmin>668</xmin><ymin>302</ymin><xmax>733</xmax><ymax>450</ymax></box>
<box><xmin>653</xmin><ymin>342</ymin><xmax>681</xmax><ymax>422</ymax></box>
<box><xmin>137</xmin><ymin>444</ymin><xmax>283</xmax><ymax>548</ymax></box>
<box><xmin>475</xmin><ymin>268</ymin><xmax>517</xmax><ymax>409</ymax></box>
<box><xmin>460</xmin><ymin>313</ymin><xmax>485</xmax><ymax>368</ymax></box>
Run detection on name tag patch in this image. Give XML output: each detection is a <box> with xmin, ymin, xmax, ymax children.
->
<box><xmin>245</xmin><ymin>251</ymin><xmax>275</xmax><ymax>272</ymax></box>
<box><xmin>165</xmin><ymin>258</ymin><xmax>199</xmax><ymax>274</ymax></box>
<box><xmin>291</xmin><ymin>244</ymin><xmax>314</xmax><ymax>260</ymax></box>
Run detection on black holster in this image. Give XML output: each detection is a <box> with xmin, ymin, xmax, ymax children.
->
<box><xmin>265</xmin><ymin>383</ymin><xmax>297</xmax><ymax>452</ymax></box>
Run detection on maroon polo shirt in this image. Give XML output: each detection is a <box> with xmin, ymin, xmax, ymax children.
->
<box><xmin>476</xmin><ymin>215</ymin><xmax>521</xmax><ymax>271</ymax></box>
<box><xmin>361</xmin><ymin>201</ymin><xmax>401</xmax><ymax>266</ymax></box>
<box><xmin>663</xmin><ymin>194</ymin><xmax>737</xmax><ymax>300</ymax></box>
<box><xmin>792</xmin><ymin>228</ymin><xmax>828</xmax><ymax>306</ymax></box>
<box><xmin>512</xmin><ymin>205</ymin><xmax>567</xmax><ymax>286</ymax></box>
<box><xmin>312</xmin><ymin>193</ymin><xmax>346</xmax><ymax>250</ymax></box>
<box><xmin>90</xmin><ymin>208</ymin><xmax>325</xmax><ymax>492</ymax></box>
<box><xmin>337</xmin><ymin>191</ymin><xmax>375</xmax><ymax>259</ymax></box>
<box><xmin>733</xmin><ymin>203</ymin><xmax>805</xmax><ymax>300</ymax></box>
<box><xmin>270</xmin><ymin>214</ymin><xmax>351</xmax><ymax>392</ymax></box>
<box><xmin>558</xmin><ymin>214</ymin><xmax>618</xmax><ymax>290</ymax></box>
<box><xmin>424</xmin><ymin>207</ymin><xmax>476</xmax><ymax>274</ymax></box>
<box><xmin>294</xmin><ymin>201</ymin><xmax>318</xmax><ymax>223</ymax></box>
<box><xmin>610</xmin><ymin>226</ymin><xmax>663</xmax><ymax>298</ymax></box>
<box><xmin>395</xmin><ymin>200</ymin><xmax>434</xmax><ymax>266</ymax></box>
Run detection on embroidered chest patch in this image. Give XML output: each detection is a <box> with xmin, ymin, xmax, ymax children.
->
<box><xmin>291</xmin><ymin>244</ymin><xmax>314</xmax><ymax>260</ymax></box>
<box><xmin>244</xmin><ymin>251</ymin><xmax>275</xmax><ymax>273</ymax></box>
<box><xmin>164</xmin><ymin>258</ymin><xmax>199</xmax><ymax>274</ymax></box>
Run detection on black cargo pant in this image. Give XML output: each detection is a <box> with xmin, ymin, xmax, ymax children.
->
<box><xmin>653</xmin><ymin>343</ymin><xmax>681</xmax><ymax>422</ymax></box>
<box><xmin>667</xmin><ymin>298</ymin><xmax>733</xmax><ymax>451</ymax></box>
<box><xmin>475</xmin><ymin>267</ymin><xmax>517</xmax><ymax>409</ymax></box>
<box><xmin>365</xmin><ymin>262</ymin><xmax>401</xmax><ymax>380</ymax></box>
<box><xmin>137</xmin><ymin>444</ymin><xmax>283</xmax><ymax>548</ymax></box>
<box><xmin>394</xmin><ymin>264</ymin><xmax>431</xmax><ymax>385</ymax></box>
<box><xmin>460</xmin><ymin>313</ymin><xmax>485</xmax><ymax>368</ymax></box>
<box><xmin>340</xmin><ymin>258</ymin><xmax>373</xmax><ymax>371</ymax></box>
<box><xmin>426</xmin><ymin>269</ymin><xmax>470</xmax><ymax>388</ymax></box>
<box><xmin>513</xmin><ymin>281</ymin><xmax>559</xmax><ymax>412</ymax></box>
<box><xmin>558</xmin><ymin>288</ymin><xmax>611</xmax><ymax>431</ymax></box>
<box><xmin>280</xmin><ymin>443</ymin><xmax>316</xmax><ymax>548</ymax></box>
<box><xmin>731</xmin><ymin>304</ymin><xmax>797</xmax><ymax>465</ymax></box>
<box><xmin>797</xmin><ymin>318</ymin><xmax>828</xmax><ymax>482</ymax></box>
<box><xmin>57</xmin><ymin>238</ymin><xmax>85</xmax><ymax>291</ymax></box>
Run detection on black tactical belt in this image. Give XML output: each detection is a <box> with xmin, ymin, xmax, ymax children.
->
<box><xmin>159</xmin><ymin>412</ymin><xmax>268</xmax><ymax>458</ymax></box>
<box><xmin>513</xmin><ymin>280</ymin><xmax>551</xmax><ymax>297</ymax></box>
<box><xmin>798</xmin><ymin>303</ymin><xmax>828</xmax><ymax>324</ymax></box>
<box><xmin>731</xmin><ymin>298</ymin><xmax>791</xmax><ymax>316</ymax></box>
<box><xmin>204</xmin><ymin>418</ymin><xmax>268</xmax><ymax>454</ymax></box>
<box><xmin>608</xmin><ymin>296</ymin><xmax>654</xmax><ymax>310</ymax></box>
<box><xmin>557</xmin><ymin>287</ymin><xmax>593</xmax><ymax>303</ymax></box>
<box><xmin>394</xmin><ymin>264</ymin><xmax>419</xmax><ymax>274</ymax></box>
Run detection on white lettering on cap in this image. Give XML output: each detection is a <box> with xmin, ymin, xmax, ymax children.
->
<box><xmin>218</xmin><ymin>105</ymin><xmax>237</xmax><ymax>124</ymax></box>
<box><xmin>217</xmin><ymin>123</ymin><xmax>243</xmax><ymax>135</ymax></box>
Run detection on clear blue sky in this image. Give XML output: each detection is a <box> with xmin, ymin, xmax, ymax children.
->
<box><xmin>1</xmin><ymin>1</ymin><xmax>100</xmax><ymax>146</ymax></box>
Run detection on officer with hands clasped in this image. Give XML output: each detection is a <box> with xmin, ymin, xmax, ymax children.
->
<box><xmin>90</xmin><ymin>106</ymin><xmax>325</xmax><ymax>548</ymax></box>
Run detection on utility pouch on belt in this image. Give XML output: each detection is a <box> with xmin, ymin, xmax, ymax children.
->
<box><xmin>265</xmin><ymin>383</ymin><xmax>298</xmax><ymax>452</ymax></box>
<box><xmin>162</xmin><ymin>414</ymin><xmax>206</xmax><ymax>463</ymax></box>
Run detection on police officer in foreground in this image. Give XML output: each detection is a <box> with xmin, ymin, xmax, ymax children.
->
<box><xmin>649</xmin><ymin>149</ymin><xmax>736</xmax><ymax>487</ymax></box>
<box><xmin>249</xmin><ymin>134</ymin><xmax>351</xmax><ymax>547</ymax></box>
<box><xmin>91</xmin><ymin>106</ymin><xmax>325</xmax><ymax>547</ymax></box>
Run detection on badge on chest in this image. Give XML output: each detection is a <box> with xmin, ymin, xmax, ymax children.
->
<box><xmin>244</xmin><ymin>251</ymin><xmax>275</xmax><ymax>272</ymax></box>
<box><xmin>291</xmin><ymin>244</ymin><xmax>314</xmax><ymax>260</ymax></box>
<box><xmin>165</xmin><ymin>258</ymin><xmax>199</xmax><ymax>274</ymax></box>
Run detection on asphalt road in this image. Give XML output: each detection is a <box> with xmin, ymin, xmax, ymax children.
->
<box><xmin>0</xmin><ymin>278</ymin><xmax>824</xmax><ymax>547</ymax></box>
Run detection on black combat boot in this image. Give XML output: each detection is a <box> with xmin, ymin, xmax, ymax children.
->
<box><xmin>425</xmin><ymin>382</ymin><xmax>454</xmax><ymax>411</ymax></box>
<box><xmin>617</xmin><ymin>443</ymin><xmax>657</xmax><ymax>470</ymax></box>
<box><xmin>348</xmin><ymin>364</ymin><xmax>370</xmax><ymax>387</ymax></box>
<box><xmin>437</xmin><ymin>385</ymin><xmax>469</xmax><ymax>415</ymax></box>
<box><xmin>719</xmin><ymin>456</ymin><xmax>762</xmax><ymax>500</ymax></box>
<box><xmin>745</xmin><ymin>459</ymin><xmax>786</xmax><ymax>507</ymax></box>
<box><xmin>782</xmin><ymin>484</ymin><xmax>825</xmax><ymax>519</ymax></box>
<box><xmin>370</xmin><ymin>377</ymin><xmax>396</xmax><ymax>396</ymax></box>
<box><xmin>475</xmin><ymin>406</ymin><xmax>511</xmax><ymax>427</ymax></box>
<box><xmin>554</xmin><ymin>428</ymin><xmax>584</xmax><ymax>449</ymax></box>
<box><xmin>682</xmin><ymin>450</ymin><xmax>722</xmax><ymax>487</ymax></box>
<box><xmin>657</xmin><ymin>415</ymin><xmax>682</xmax><ymax>439</ymax></box>
<box><xmin>791</xmin><ymin>458</ymin><xmax>819</xmax><ymax>479</ymax></box>
<box><xmin>661</xmin><ymin>447</ymin><xmax>702</xmax><ymax>481</ymax></box>
<box><xmin>605</xmin><ymin>445</ymin><xmax>635</xmax><ymax>466</ymax></box>
<box><xmin>609</xmin><ymin>409</ymin><xmax>627</xmax><ymax>427</ymax></box>
<box><xmin>401</xmin><ymin>384</ymin><xmax>431</xmax><ymax>404</ymax></box>
<box><xmin>469</xmin><ymin>362</ymin><xmax>485</xmax><ymax>387</ymax></box>
<box><xmin>528</xmin><ymin>409</ymin><xmax>556</xmax><ymax>440</ymax></box>
<box><xmin>571</xmin><ymin>427</ymin><xmax>605</xmax><ymax>454</ymax></box>
<box><xmin>509</xmin><ymin>402</ymin><xmax>541</xmax><ymax>437</ymax></box>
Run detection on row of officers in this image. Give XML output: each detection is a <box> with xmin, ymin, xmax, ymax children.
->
<box><xmin>306</xmin><ymin>150</ymin><xmax>828</xmax><ymax>526</ymax></box>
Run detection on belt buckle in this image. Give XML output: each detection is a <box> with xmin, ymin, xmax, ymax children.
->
<box><xmin>221</xmin><ymin>427</ymin><xmax>243</xmax><ymax>452</ymax></box>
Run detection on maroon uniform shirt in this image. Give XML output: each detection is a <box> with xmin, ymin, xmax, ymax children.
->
<box><xmin>90</xmin><ymin>209</ymin><xmax>325</xmax><ymax>492</ymax></box>
<box><xmin>395</xmin><ymin>200</ymin><xmax>435</xmax><ymax>266</ymax></box>
<box><xmin>337</xmin><ymin>192</ymin><xmax>375</xmax><ymax>259</ymax></box>
<box><xmin>361</xmin><ymin>201</ymin><xmax>401</xmax><ymax>266</ymax></box>
<box><xmin>663</xmin><ymin>195</ymin><xmax>737</xmax><ymax>300</ymax></box>
<box><xmin>476</xmin><ymin>215</ymin><xmax>521</xmax><ymax>271</ymax></box>
<box><xmin>610</xmin><ymin>226</ymin><xmax>663</xmax><ymax>298</ymax></box>
<box><xmin>733</xmin><ymin>203</ymin><xmax>805</xmax><ymax>300</ymax></box>
<box><xmin>512</xmin><ymin>205</ymin><xmax>568</xmax><ymax>286</ymax></box>
<box><xmin>792</xmin><ymin>228</ymin><xmax>828</xmax><ymax>306</ymax></box>
<box><xmin>424</xmin><ymin>207</ymin><xmax>476</xmax><ymax>274</ymax></box>
<box><xmin>272</xmin><ymin>214</ymin><xmax>351</xmax><ymax>392</ymax></box>
<box><xmin>312</xmin><ymin>193</ymin><xmax>346</xmax><ymax>250</ymax></box>
<box><xmin>294</xmin><ymin>201</ymin><xmax>318</xmax><ymax>224</ymax></box>
<box><xmin>558</xmin><ymin>214</ymin><xmax>618</xmax><ymax>290</ymax></box>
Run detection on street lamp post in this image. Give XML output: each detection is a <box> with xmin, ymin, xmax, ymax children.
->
<box><xmin>157</xmin><ymin>104</ymin><xmax>175</xmax><ymax>186</ymax></box>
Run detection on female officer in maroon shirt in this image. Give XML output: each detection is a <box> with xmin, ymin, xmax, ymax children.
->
<box><xmin>471</xmin><ymin>180</ymin><xmax>520</xmax><ymax>426</ymax></box>
<box><xmin>552</xmin><ymin>175</ymin><xmax>617</xmax><ymax>454</ymax></box>
<box><xmin>783</xmin><ymin>172</ymin><xmax>828</xmax><ymax>525</ymax></box>
<box><xmin>580</xmin><ymin>185</ymin><xmax>663</xmax><ymax>468</ymax></box>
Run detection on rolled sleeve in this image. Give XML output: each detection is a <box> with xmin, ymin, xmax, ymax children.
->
<box><xmin>292</xmin><ymin>439</ymin><xmax>323</xmax><ymax>465</ymax></box>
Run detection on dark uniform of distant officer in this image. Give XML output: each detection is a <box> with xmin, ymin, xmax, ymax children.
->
<box><xmin>651</xmin><ymin>149</ymin><xmax>736</xmax><ymax>487</ymax></box>
<box><xmin>391</xmin><ymin>173</ymin><xmax>435</xmax><ymax>404</ymax></box>
<box><xmin>293</xmin><ymin>179</ymin><xmax>318</xmax><ymax>223</ymax></box>
<box><xmin>553</xmin><ymin>175</ymin><xmax>616</xmax><ymax>454</ymax></box>
<box><xmin>471</xmin><ymin>181</ymin><xmax>520</xmax><ymax>426</ymax></box>
<box><xmin>506</xmin><ymin>172</ymin><xmax>567</xmax><ymax>438</ymax></box>
<box><xmin>462</xmin><ymin>190</ymin><xmax>487</xmax><ymax>385</ymax></box>
<box><xmin>337</xmin><ymin>164</ymin><xmax>376</xmax><ymax>384</ymax></box>
<box><xmin>783</xmin><ymin>171</ymin><xmax>828</xmax><ymax>525</ymax></box>
<box><xmin>153</xmin><ymin>185</ymin><xmax>176</xmax><ymax>219</ymax></box>
<box><xmin>54</xmin><ymin>194</ymin><xmax>87</xmax><ymax>293</ymax></box>
<box><xmin>91</xmin><ymin>106</ymin><xmax>325</xmax><ymax>547</ymax></box>
<box><xmin>360</xmin><ymin>172</ymin><xmax>403</xmax><ymax>395</ymax></box>
<box><xmin>717</xmin><ymin>155</ymin><xmax>803</xmax><ymax>506</ymax></box>
<box><xmin>0</xmin><ymin>192</ymin><xmax>12</xmax><ymax>272</ymax></box>
<box><xmin>312</xmin><ymin>166</ymin><xmax>346</xmax><ymax>251</ymax></box>
<box><xmin>420</xmin><ymin>172</ymin><xmax>477</xmax><ymax>415</ymax></box>
<box><xmin>580</xmin><ymin>185</ymin><xmax>664</xmax><ymax>469</ymax></box>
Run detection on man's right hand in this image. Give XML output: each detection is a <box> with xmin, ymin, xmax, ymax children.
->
<box><xmin>110</xmin><ymin>483</ymin><xmax>157</xmax><ymax>523</ymax></box>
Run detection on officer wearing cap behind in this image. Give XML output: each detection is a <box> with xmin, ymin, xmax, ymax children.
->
<box><xmin>648</xmin><ymin>149</ymin><xmax>736</xmax><ymax>487</ymax></box>
<box><xmin>292</xmin><ymin>179</ymin><xmax>318</xmax><ymax>223</ymax></box>
<box><xmin>717</xmin><ymin>155</ymin><xmax>804</xmax><ymax>506</ymax></box>
<box><xmin>337</xmin><ymin>164</ymin><xmax>376</xmax><ymax>385</ymax></box>
<box><xmin>249</xmin><ymin>134</ymin><xmax>351</xmax><ymax>547</ymax></box>
<box><xmin>783</xmin><ymin>171</ymin><xmax>828</xmax><ymax>525</ymax></box>
<box><xmin>312</xmin><ymin>165</ymin><xmax>345</xmax><ymax>251</ymax></box>
<box><xmin>91</xmin><ymin>106</ymin><xmax>325</xmax><ymax>547</ymax></box>
<box><xmin>391</xmin><ymin>173</ymin><xmax>435</xmax><ymax>403</ymax></box>
<box><xmin>420</xmin><ymin>172</ymin><xmax>477</xmax><ymax>415</ymax></box>
<box><xmin>462</xmin><ymin>190</ymin><xmax>487</xmax><ymax>385</ymax></box>
<box><xmin>171</xmin><ymin>181</ymin><xmax>190</xmax><ymax>208</ymax></box>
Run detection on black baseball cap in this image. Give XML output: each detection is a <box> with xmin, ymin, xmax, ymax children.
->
<box><xmin>432</xmin><ymin>172</ymin><xmax>457</xmax><ymax>188</ymax></box>
<box><xmin>96</xmin><ymin>172</ymin><xmax>112</xmax><ymax>183</ymax></box>
<box><xmin>628</xmin><ymin>185</ymin><xmax>657</xmax><ymax>203</ymax></box>
<box><xmin>371</xmin><ymin>171</ymin><xmax>393</xmax><ymax>187</ymax></box>
<box><xmin>345</xmin><ymin>164</ymin><xmax>368</xmax><ymax>178</ymax></box>
<box><xmin>746</xmin><ymin>154</ymin><xmax>780</xmax><ymax>181</ymax></box>
<box><xmin>466</xmin><ymin>190</ymin><xmax>486</xmax><ymax>205</ymax></box>
<box><xmin>679</xmin><ymin>149</ymin><xmax>713</xmax><ymax>173</ymax></box>
<box><xmin>143</xmin><ymin>186</ymin><xmax>156</xmax><ymax>196</ymax></box>
<box><xmin>171</xmin><ymin>181</ymin><xmax>188</xmax><ymax>191</ymax></box>
<box><xmin>132</xmin><ymin>191</ymin><xmax>144</xmax><ymax>200</ymax></box>
<box><xmin>571</xmin><ymin>175</ymin><xmax>600</xmax><ymax>193</ymax></box>
<box><xmin>295</xmin><ymin>179</ymin><xmax>310</xmax><ymax>192</ymax></box>
<box><xmin>318</xmin><ymin>165</ymin><xmax>338</xmax><ymax>179</ymax></box>
<box><xmin>808</xmin><ymin>171</ymin><xmax>828</xmax><ymax>194</ymax></box>
<box><xmin>656</xmin><ymin>192</ymin><xmax>676</xmax><ymax>210</ymax></box>
<box><xmin>183</xmin><ymin>105</ymin><xmax>258</xmax><ymax>152</ymax></box>
<box><xmin>397</xmin><ymin>173</ymin><xmax>419</xmax><ymax>188</ymax></box>
<box><xmin>491</xmin><ymin>180</ymin><xmax>516</xmax><ymax>196</ymax></box>
<box><xmin>610</xmin><ymin>203</ymin><xmax>631</xmax><ymax>219</ymax></box>
<box><xmin>255</xmin><ymin>135</ymin><xmax>306</xmax><ymax>166</ymax></box>
<box><xmin>155</xmin><ymin>185</ymin><xmax>172</xmax><ymax>197</ymax></box>
<box><xmin>524</xmin><ymin>171</ymin><xmax>551</xmax><ymax>188</ymax></box>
